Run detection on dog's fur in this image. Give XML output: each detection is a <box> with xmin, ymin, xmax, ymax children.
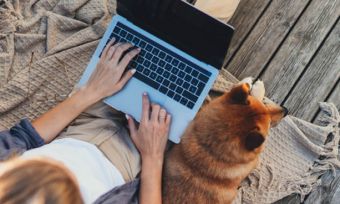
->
<box><xmin>163</xmin><ymin>79</ymin><xmax>287</xmax><ymax>204</ymax></box>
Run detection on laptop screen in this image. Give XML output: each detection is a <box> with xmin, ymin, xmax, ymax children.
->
<box><xmin>117</xmin><ymin>0</ymin><xmax>234</xmax><ymax>69</ymax></box>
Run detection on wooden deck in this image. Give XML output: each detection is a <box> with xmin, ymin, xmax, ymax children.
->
<box><xmin>223</xmin><ymin>0</ymin><xmax>340</xmax><ymax>123</ymax></box>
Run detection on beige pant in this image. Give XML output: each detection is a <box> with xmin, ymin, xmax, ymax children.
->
<box><xmin>57</xmin><ymin>102</ymin><xmax>141</xmax><ymax>182</ymax></box>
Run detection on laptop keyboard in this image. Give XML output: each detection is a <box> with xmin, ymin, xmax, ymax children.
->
<box><xmin>101</xmin><ymin>22</ymin><xmax>212</xmax><ymax>109</ymax></box>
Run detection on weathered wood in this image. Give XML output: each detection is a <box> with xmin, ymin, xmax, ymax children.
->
<box><xmin>282</xmin><ymin>20</ymin><xmax>340</xmax><ymax>121</ymax></box>
<box><xmin>261</xmin><ymin>0</ymin><xmax>340</xmax><ymax>103</ymax></box>
<box><xmin>222</xmin><ymin>0</ymin><xmax>272</xmax><ymax>67</ymax></box>
<box><xmin>326</xmin><ymin>81</ymin><xmax>340</xmax><ymax>111</ymax></box>
<box><xmin>225</xmin><ymin>0</ymin><xmax>310</xmax><ymax>78</ymax></box>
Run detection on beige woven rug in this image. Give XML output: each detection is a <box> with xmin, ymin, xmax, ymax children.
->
<box><xmin>1</xmin><ymin>0</ymin><xmax>340</xmax><ymax>203</ymax></box>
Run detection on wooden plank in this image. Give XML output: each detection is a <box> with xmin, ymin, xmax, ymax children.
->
<box><xmin>282</xmin><ymin>20</ymin><xmax>340</xmax><ymax>121</ymax></box>
<box><xmin>225</xmin><ymin>0</ymin><xmax>310</xmax><ymax>78</ymax></box>
<box><xmin>222</xmin><ymin>0</ymin><xmax>272</xmax><ymax>66</ymax></box>
<box><xmin>326</xmin><ymin>81</ymin><xmax>340</xmax><ymax>111</ymax></box>
<box><xmin>261</xmin><ymin>0</ymin><xmax>340</xmax><ymax>103</ymax></box>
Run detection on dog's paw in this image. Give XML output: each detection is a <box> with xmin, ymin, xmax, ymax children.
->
<box><xmin>251</xmin><ymin>80</ymin><xmax>265</xmax><ymax>101</ymax></box>
<box><xmin>240</xmin><ymin>77</ymin><xmax>253</xmax><ymax>89</ymax></box>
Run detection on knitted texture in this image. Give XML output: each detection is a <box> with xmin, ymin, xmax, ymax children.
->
<box><xmin>1</xmin><ymin>1</ymin><xmax>340</xmax><ymax>203</ymax></box>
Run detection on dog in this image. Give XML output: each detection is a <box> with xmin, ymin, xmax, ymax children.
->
<box><xmin>162</xmin><ymin>78</ymin><xmax>288</xmax><ymax>204</ymax></box>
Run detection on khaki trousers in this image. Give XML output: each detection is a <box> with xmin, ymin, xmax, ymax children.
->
<box><xmin>57</xmin><ymin>102</ymin><xmax>141</xmax><ymax>182</ymax></box>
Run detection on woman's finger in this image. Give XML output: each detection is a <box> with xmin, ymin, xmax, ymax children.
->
<box><xmin>141</xmin><ymin>93</ymin><xmax>150</xmax><ymax>122</ymax></box>
<box><xmin>115</xmin><ymin>69</ymin><xmax>136</xmax><ymax>91</ymax></box>
<box><xmin>110</xmin><ymin>43</ymin><xmax>133</xmax><ymax>64</ymax></box>
<box><xmin>126</xmin><ymin>114</ymin><xmax>138</xmax><ymax>142</ymax></box>
<box><xmin>101</xmin><ymin>38</ymin><xmax>115</xmax><ymax>59</ymax></box>
<box><xmin>118</xmin><ymin>48</ymin><xmax>140</xmax><ymax>69</ymax></box>
<box><xmin>107</xmin><ymin>42</ymin><xmax>121</xmax><ymax>61</ymax></box>
<box><xmin>159</xmin><ymin>108</ymin><xmax>167</xmax><ymax>123</ymax></box>
<box><xmin>151</xmin><ymin>104</ymin><xmax>161</xmax><ymax>123</ymax></box>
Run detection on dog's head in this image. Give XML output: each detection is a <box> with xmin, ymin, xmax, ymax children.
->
<box><xmin>190</xmin><ymin>82</ymin><xmax>287</xmax><ymax>163</ymax></box>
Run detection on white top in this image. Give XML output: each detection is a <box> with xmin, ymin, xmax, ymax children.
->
<box><xmin>22</xmin><ymin>138</ymin><xmax>125</xmax><ymax>204</ymax></box>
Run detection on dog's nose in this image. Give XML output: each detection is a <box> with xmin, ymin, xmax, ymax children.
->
<box><xmin>282</xmin><ymin>106</ymin><xmax>289</xmax><ymax>117</ymax></box>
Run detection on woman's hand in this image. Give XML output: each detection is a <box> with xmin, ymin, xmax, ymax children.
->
<box><xmin>127</xmin><ymin>93</ymin><xmax>171</xmax><ymax>161</ymax></box>
<box><xmin>85</xmin><ymin>38</ymin><xmax>140</xmax><ymax>102</ymax></box>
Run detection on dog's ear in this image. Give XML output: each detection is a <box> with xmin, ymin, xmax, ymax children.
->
<box><xmin>229</xmin><ymin>83</ymin><xmax>250</xmax><ymax>105</ymax></box>
<box><xmin>245</xmin><ymin>131</ymin><xmax>265</xmax><ymax>151</ymax></box>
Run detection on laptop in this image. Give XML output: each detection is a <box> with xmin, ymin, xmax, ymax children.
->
<box><xmin>78</xmin><ymin>0</ymin><xmax>234</xmax><ymax>143</ymax></box>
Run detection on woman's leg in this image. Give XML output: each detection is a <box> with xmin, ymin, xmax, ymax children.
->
<box><xmin>57</xmin><ymin>102</ymin><xmax>141</xmax><ymax>182</ymax></box>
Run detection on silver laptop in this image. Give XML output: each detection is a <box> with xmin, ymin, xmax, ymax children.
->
<box><xmin>78</xmin><ymin>0</ymin><xmax>234</xmax><ymax>143</ymax></box>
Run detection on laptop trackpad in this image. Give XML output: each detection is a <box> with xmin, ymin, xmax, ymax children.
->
<box><xmin>104</xmin><ymin>78</ymin><xmax>167</xmax><ymax>122</ymax></box>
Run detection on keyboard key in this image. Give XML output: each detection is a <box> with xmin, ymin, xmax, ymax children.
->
<box><xmin>167</xmin><ymin>90</ymin><xmax>175</xmax><ymax>98</ymax></box>
<box><xmin>136</xmin><ymin>65</ymin><xmax>144</xmax><ymax>72</ymax></box>
<box><xmin>192</xmin><ymin>70</ymin><xmax>199</xmax><ymax>77</ymax></box>
<box><xmin>179</xmin><ymin>62</ymin><xmax>185</xmax><ymax>69</ymax></box>
<box><xmin>140</xmin><ymin>50</ymin><xmax>146</xmax><ymax>57</ymax></box>
<box><xmin>113</xmin><ymin>26</ymin><xmax>121</xmax><ymax>34</ymax></box>
<box><xmin>191</xmin><ymin>78</ymin><xmax>198</xmax><ymax>86</ymax></box>
<box><xmin>171</xmin><ymin>59</ymin><xmax>179</xmax><ymax>66</ymax></box>
<box><xmin>173</xmin><ymin>94</ymin><xmax>181</xmax><ymax>102</ymax></box>
<box><xmin>127</xmin><ymin>33</ymin><xmax>133</xmax><ymax>41</ymax></box>
<box><xmin>165</xmin><ymin>55</ymin><xmax>173</xmax><ymax>63</ymax></box>
<box><xmin>152</xmin><ymin>48</ymin><xmax>159</xmax><ymax>56</ymax></box>
<box><xmin>146</xmin><ymin>53</ymin><xmax>153</xmax><ymax>60</ymax></box>
<box><xmin>134</xmin><ymin>72</ymin><xmax>160</xmax><ymax>90</ymax></box>
<box><xmin>183</xmin><ymin>82</ymin><xmax>190</xmax><ymax>89</ymax></box>
<box><xmin>130</xmin><ymin>61</ymin><xmax>137</xmax><ymax>68</ymax></box>
<box><xmin>170</xmin><ymin>74</ymin><xmax>177</xmax><ymax>82</ymax></box>
<box><xmin>178</xmin><ymin>71</ymin><xmax>185</xmax><ymax>78</ymax></box>
<box><xmin>143</xmin><ymin>60</ymin><xmax>151</xmax><ymax>68</ymax></box>
<box><xmin>180</xmin><ymin>98</ymin><xmax>188</xmax><ymax>106</ymax></box>
<box><xmin>156</xmin><ymin>76</ymin><xmax>163</xmax><ymax>83</ymax></box>
<box><xmin>196</xmin><ymin>82</ymin><xmax>205</xmax><ymax>96</ymax></box>
<box><xmin>183</xmin><ymin>90</ymin><xmax>198</xmax><ymax>102</ymax></box>
<box><xmin>159</xmin><ymin>86</ymin><xmax>168</xmax><ymax>94</ymax></box>
<box><xmin>137</xmin><ymin>56</ymin><xmax>144</xmax><ymax>63</ymax></box>
<box><xmin>175</xmin><ymin>86</ymin><xmax>183</xmax><ymax>94</ymax></box>
<box><xmin>158</xmin><ymin>60</ymin><xmax>165</xmax><ymax>67</ymax></box>
<box><xmin>146</xmin><ymin>44</ymin><xmax>152</xmax><ymax>51</ymax></box>
<box><xmin>139</xmin><ymin>41</ymin><xmax>146</xmax><ymax>48</ymax></box>
<box><xmin>152</xmin><ymin>56</ymin><xmax>159</xmax><ymax>64</ymax></box>
<box><xmin>143</xmin><ymin>69</ymin><xmax>150</xmax><ymax>76</ymax></box>
<box><xmin>132</xmin><ymin>37</ymin><xmax>140</xmax><ymax>45</ymax></box>
<box><xmin>165</xmin><ymin>63</ymin><xmax>172</xmax><ymax>71</ymax></box>
<box><xmin>185</xmin><ymin>66</ymin><xmax>192</xmax><ymax>74</ymax></box>
<box><xmin>150</xmin><ymin>64</ymin><xmax>157</xmax><ymax>71</ymax></box>
<box><xmin>198</xmin><ymin>73</ymin><xmax>209</xmax><ymax>83</ymax></box>
<box><xmin>163</xmin><ymin>79</ymin><xmax>170</xmax><ymax>87</ymax></box>
<box><xmin>156</xmin><ymin>67</ymin><xmax>164</xmax><ymax>75</ymax></box>
<box><xmin>169</xmin><ymin>83</ymin><xmax>176</xmax><ymax>90</ymax></box>
<box><xmin>158</xmin><ymin>51</ymin><xmax>166</xmax><ymax>59</ymax></box>
<box><xmin>150</xmin><ymin>72</ymin><xmax>157</xmax><ymax>79</ymax></box>
<box><xmin>163</xmin><ymin>71</ymin><xmax>170</xmax><ymax>78</ymax></box>
<box><xmin>176</xmin><ymin>78</ymin><xmax>183</xmax><ymax>86</ymax></box>
<box><xmin>184</xmin><ymin>74</ymin><xmax>192</xmax><ymax>82</ymax></box>
<box><xmin>187</xmin><ymin>101</ymin><xmax>194</xmax><ymax>109</ymax></box>
<box><xmin>120</xmin><ymin>30</ymin><xmax>127</xmax><ymax>37</ymax></box>
<box><xmin>189</xmin><ymin>86</ymin><xmax>197</xmax><ymax>93</ymax></box>
<box><xmin>171</xmin><ymin>67</ymin><xmax>179</xmax><ymax>75</ymax></box>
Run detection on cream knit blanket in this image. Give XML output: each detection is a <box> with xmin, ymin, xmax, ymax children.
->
<box><xmin>1</xmin><ymin>0</ymin><xmax>339</xmax><ymax>203</ymax></box>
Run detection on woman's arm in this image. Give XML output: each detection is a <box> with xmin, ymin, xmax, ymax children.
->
<box><xmin>32</xmin><ymin>39</ymin><xmax>140</xmax><ymax>143</ymax></box>
<box><xmin>127</xmin><ymin>93</ymin><xmax>171</xmax><ymax>204</ymax></box>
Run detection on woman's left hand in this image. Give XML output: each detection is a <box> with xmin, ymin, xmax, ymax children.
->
<box><xmin>84</xmin><ymin>38</ymin><xmax>140</xmax><ymax>102</ymax></box>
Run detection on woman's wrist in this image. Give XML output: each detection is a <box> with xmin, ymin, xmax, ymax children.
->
<box><xmin>142</xmin><ymin>155</ymin><xmax>164</xmax><ymax>169</ymax></box>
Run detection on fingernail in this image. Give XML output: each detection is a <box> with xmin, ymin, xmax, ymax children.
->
<box><xmin>131</xmin><ymin>69</ymin><xmax>136</xmax><ymax>74</ymax></box>
<box><xmin>125</xmin><ymin>114</ymin><xmax>130</xmax><ymax>120</ymax></box>
<box><xmin>111</xmin><ymin>37</ymin><xmax>115</xmax><ymax>42</ymax></box>
<box><xmin>143</xmin><ymin>92</ymin><xmax>147</xmax><ymax>96</ymax></box>
<box><xmin>137</xmin><ymin>47</ymin><xmax>141</xmax><ymax>51</ymax></box>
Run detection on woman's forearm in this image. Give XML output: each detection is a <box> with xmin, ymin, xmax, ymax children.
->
<box><xmin>139</xmin><ymin>156</ymin><xmax>164</xmax><ymax>204</ymax></box>
<box><xmin>32</xmin><ymin>87</ymin><xmax>100</xmax><ymax>143</ymax></box>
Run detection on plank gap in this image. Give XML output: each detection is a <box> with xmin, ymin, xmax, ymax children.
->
<box><xmin>280</xmin><ymin>16</ymin><xmax>339</xmax><ymax>106</ymax></box>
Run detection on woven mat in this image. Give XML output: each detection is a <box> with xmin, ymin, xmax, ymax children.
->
<box><xmin>1</xmin><ymin>1</ymin><xmax>340</xmax><ymax>203</ymax></box>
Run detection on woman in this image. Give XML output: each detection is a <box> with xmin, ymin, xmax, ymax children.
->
<box><xmin>0</xmin><ymin>39</ymin><xmax>171</xmax><ymax>204</ymax></box>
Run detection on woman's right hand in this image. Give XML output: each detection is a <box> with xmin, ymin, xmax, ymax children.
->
<box><xmin>127</xmin><ymin>93</ymin><xmax>171</xmax><ymax>161</ymax></box>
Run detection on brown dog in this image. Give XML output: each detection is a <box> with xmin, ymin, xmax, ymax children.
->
<box><xmin>163</xmin><ymin>80</ymin><xmax>287</xmax><ymax>204</ymax></box>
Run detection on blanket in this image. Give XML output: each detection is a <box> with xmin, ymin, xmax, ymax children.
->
<box><xmin>1</xmin><ymin>0</ymin><xmax>339</xmax><ymax>203</ymax></box>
